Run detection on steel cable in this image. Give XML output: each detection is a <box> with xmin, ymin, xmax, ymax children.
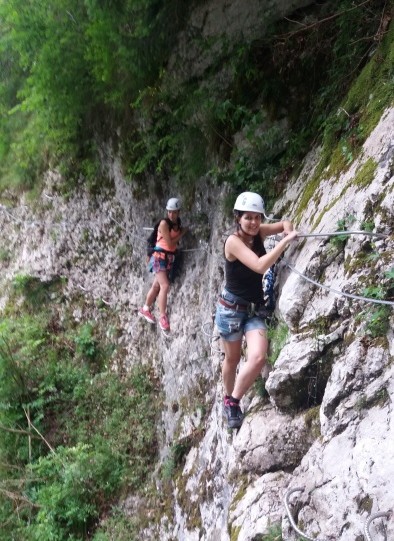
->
<box><xmin>275</xmin><ymin>229</ymin><xmax>394</xmax><ymax>306</ymax></box>
<box><xmin>284</xmin><ymin>487</ymin><xmax>329</xmax><ymax>541</ymax></box>
<box><xmin>283</xmin><ymin>258</ymin><xmax>394</xmax><ymax>306</ymax></box>
<box><xmin>364</xmin><ymin>511</ymin><xmax>390</xmax><ymax>541</ymax></box>
<box><xmin>296</xmin><ymin>230</ymin><xmax>388</xmax><ymax>239</ymax></box>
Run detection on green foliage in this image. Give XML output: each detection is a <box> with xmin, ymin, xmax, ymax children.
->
<box><xmin>12</xmin><ymin>274</ymin><xmax>49</xmax><ymax>308</ymax></box>
<box><xmin>357</xmin><ymin>271</ymin><xmax>394</xmax><ymax>337</ymax></box>
<box><xmin>74</xmin><ymin>322</ymin><xmax>100</xmax><ymax>361</ymax></box>
<box><xmin>0</xmin><ymin>281</ymin><xmax>160</xmax><ymax>540</ymax></box>
<box><xmin>214</xmin><ymin>109</ymin><xmax>289</xmax><ymax>202</ymax></box>
<box><xmin>0</xmin><ymin>247</ymin><xmax>11</xmax><ymax>263</ymax></box>
<box><xmin>1</xmin><ymin>0</ymin><xmax>391</xmax><ymax>198</ymax></box>
<box><xmin>362</xmin><ymin>305</ymin><xmax>392</xmax><ymax>338</ymax></box>
<box><xmin>0</xmin><ymin>0</ymin><xmax>191</xmax><ymax>188</ymax></box>
<box><xmin>294</xmin><ymin>2</ymin><xmax>393</xmax><ymax>216</ymax></box>
<box><xmin>222</xmin><ymin>0</ymin><xmax>392</xmax><ymax>201</ymax></box>
<box><xmin>160</xmin><ymin>435</ymin><xmax>194</xmax><ymax>482</ymax></box>
<box><xmin>0</xmin><ymin>0</ymin><xmax>95</xmax><ymax>187</ymax></box>
<box><xmin>353</xmin><ymin>158</ymin><xmax>377</xmax><ymax>189</ymax></box>
<box><xmin>361</xmin><ymin>220</ymin><xmax>375</xmax><ymax>232</ymax></box>
<box><xmin>341</xmin><ymin>12</ymin><xmax>394</xmax><ymax>138</ymax></box>
<box><xmin>385</xmin><ymin>268</ymin><xmax>394</xmax><ymax>280</ymax></box>
<box><xmin>267</xmin><ymin>322</ymin><xmax>288</xmax><ymax>365</ymax></box>
<box><xmin>259</xmin><ymin>524</ymin><xmax>282</xmax><ymax>541</ymax></box>
<box><xmin>253</xmin><ymin>375</ymin><xmax>269</xmax><ymax>400</ymax></box>
<box><xmin>160</xmin><ymin>453</ymin><xmax>176</xmax><ymax>482</ymax></box>
<box><xmin>329</xmin><ymin>215</ymin><xmax>355</xmax><ymax>249</ymax></box>
<box><xmin>362</xmin><ymin>285</ymin><xmax>386</xmax><ymax>300</ymax></box>
<box><xmin>27</xmin><ymin>443</ymin><xmax>117</xmax><ymax>539</ymax></box>
<box><xmin>91</xmin><ymin>508</ymin><xmax>142</xmax><ymax>541</ymax></box>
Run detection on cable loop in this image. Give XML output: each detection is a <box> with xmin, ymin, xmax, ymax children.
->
<box><xmin>364</xmin><ymin>511</ymin><xmax>391</xmax><ymax>541</ymax></box>
<box><xmin>285</xmin><ymin>488</ymin><xmax>391</xmax><ymax>541</ymax></box>
<box><xmin>284</xmin><ymin>487</ymin><xmax>329</xmax><ymax>541</ymax></box>
<box><xmin>201</xmin><ymin>321</ymin><xmax>222</xmax><ymax>354</ymax></box>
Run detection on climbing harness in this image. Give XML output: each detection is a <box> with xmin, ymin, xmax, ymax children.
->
<box><xmin>218</xmin><ymin>290</ymin><xmax>272</xmax><ymax>318</ymax></box>
<box><xmin>146</xmin><ymin>217</ymin><xmax>180</xmax><ymax>257</ymax></box>
<box><xmin>263</xmin><ymin>266</ymin><xmax>277</xmax><ymax>311</ymax></box>
<box><xmin>143</xmin><ymin>226</ymin><xmax>208</xmax><ymax>253</ymax></box>
<box><xmin>263</xmin><ymin>230</ymin><xmax>281</xmax><ymax>312</ymax></box>
<box><xmin>285</xmin><ymin>487</ymin><xmax>391</xmax><ymax>541</ymax></box>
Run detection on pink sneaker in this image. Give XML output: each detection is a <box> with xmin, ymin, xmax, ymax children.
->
<box><xmin>138</xmin><ymin>307</ymin><xmax>156</xmax><ymax>324</ymax></box>
<box><xmin>159</xmin><ymin>314</ymin><xmax>170</xmax><ymax>332</ymax></box>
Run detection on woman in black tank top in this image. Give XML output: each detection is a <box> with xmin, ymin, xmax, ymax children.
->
<box><xmin>215</xmin><ymin>192</ymin><xmax>298</xmax><ymax>429</ymax></box>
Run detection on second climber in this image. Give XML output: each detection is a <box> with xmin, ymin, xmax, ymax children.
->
<box><xmin>139</xmin><ymin>197</ymin><xmax>187</xmax><ymax>332</ymax></box>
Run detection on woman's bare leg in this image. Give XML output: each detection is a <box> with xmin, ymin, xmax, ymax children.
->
<box><xmin>155</xmin><ymin>270</ymin><xmax>170</xmax><ymax>316</ymax></box>
<box><xmin>145</xmin><ymin>277</ymin><xmax>160</xmax><ymax>308</ymax></box>
<box><xmin>221</xmin><ymin>339</ymin><xmax>242</xmax><ymax>397</ymax></box>
<box><xmin>232</xmin><ymin>328</ymin><xmax>268</xmax><ymax>400</ymax></box>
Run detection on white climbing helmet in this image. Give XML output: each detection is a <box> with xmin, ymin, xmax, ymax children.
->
<box><xmin>166</xmin><ymin>197</ymin><xmax>181</xmax><ymax>211</ymax></box>
<box><xmin>233</xmin><ymin>192</ymin><xmax>265</xmax><ymax>214</ymax></box>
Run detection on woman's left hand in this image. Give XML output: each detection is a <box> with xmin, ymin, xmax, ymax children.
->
<box><xmin>282</xmin><ymin>220</ymin><xmax>294</xmax><ymax>235</ymax></box>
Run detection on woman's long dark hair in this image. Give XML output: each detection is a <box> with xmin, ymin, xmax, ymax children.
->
<box><xmin>167</xmin><ymin>216</ymin><xmax>181</xmax><ymax>229</ymax></box>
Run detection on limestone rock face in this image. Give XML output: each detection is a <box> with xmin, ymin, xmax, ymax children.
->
<box><xmin>168</xmin><ymin>0</ymin><xmax>314</xmax><ymax>83</ymax></box>
<box><xmin>232</xmin><ymin>406</ymin><xmax>316</xmax><ymax>475</ymax></box>
<box><xmin>229</xmin><ymin>472</ymin><xmax>293</xmax><ymax>541</ymax></box>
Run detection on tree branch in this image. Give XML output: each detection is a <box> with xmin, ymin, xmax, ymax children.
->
<box><xmin>0</xmin><ymin>487</ymin><xmax>41</xmax><ymax>508</ymax></box>
<box><xmin>23</xmin><ymin>407</ymin><xmax>56</xmax><ymax>455</ymax></box>
<box><xmin>276</xmin><ymin>0</ymin><xmax>373</xmax><ymax>40</ymax></box>
<box><xmin>0</xmin><ymin>423</ymin><xmax>40</xmax><ymax>439</ymax></box>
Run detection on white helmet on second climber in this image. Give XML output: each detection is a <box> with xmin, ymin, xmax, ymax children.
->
<box><xmin>166</xmin><ymin>197</ymin><xmax>181</xmax><ymax>211</ymax></box>
<box><xmin>233</xmin><ymin>192</ymin><xmax>265</xmax><ymax>214</ymax></box>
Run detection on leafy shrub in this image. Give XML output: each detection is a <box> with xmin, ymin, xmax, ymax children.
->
<box><xmin>0</xmin><ymin>288</ymin><xmax>160</xmax><ymax>540</ymax></box>
<box><xmin>1</xmin><ymin>0</ymin><xmax>391</xmax><ymax>196</ymax></box>
<box><xmin>267</xmin><ymin>322</ymin><xmax>288</xmax><ymax>365</ymax></box>
<box><xmin>74</xmin><ymin>322</ymin><xmax>100</xmax><ymax>361</ymax></box>
<box><xmin>27</xmin><ymin>443</ymin><xmax>118</xmax><ymax>539</ymax></box>
<box><xmin>363</xmin><ymin>305</ymin><xmax>391</xmax><ymax>338</ymax></box>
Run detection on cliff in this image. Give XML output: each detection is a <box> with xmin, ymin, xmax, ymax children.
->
<box><xmin>0</xmin><ymin>1</ymin><xmax>393</xmax><ymax>540</ymax></box>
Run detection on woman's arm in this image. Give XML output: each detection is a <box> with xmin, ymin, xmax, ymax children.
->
<box><xmin>259</xmin><ymin>220</ymin><xmax>294</xmax><ymax>237</ymax></box>
<box><xmin>226</xmin><ymin>229</ymin><xmax>298</xmax><ymax>275</ymax></box>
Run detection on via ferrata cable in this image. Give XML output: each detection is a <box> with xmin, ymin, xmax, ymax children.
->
<box><xmin>275</xmin><ymin>230</ymin><xmax>394</xmax><ymax>307</ymax></box>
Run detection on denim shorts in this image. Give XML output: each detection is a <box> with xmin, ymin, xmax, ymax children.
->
<box><xmin>215</xmin><ymin>289</ymin><xmax>268</xmax><ymax>342</ymax></box>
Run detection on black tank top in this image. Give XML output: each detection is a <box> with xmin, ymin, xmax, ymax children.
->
<box><xmin>224</xmin><ymin>236</ymin><xmax>266</xmax><ymax>304</ymax></box>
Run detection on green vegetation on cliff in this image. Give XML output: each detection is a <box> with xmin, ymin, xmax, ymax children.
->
<box><xmin>0</xmin><ymin>276</ymin><xmax>160</xmax><ymax>540</ymax></box>
<box><xmin>0</xmin><ymin>0</ymin><xmax>393</xmax><ymax>206</ymax></box>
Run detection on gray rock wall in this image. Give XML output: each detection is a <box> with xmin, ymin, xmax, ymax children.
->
<box><xmin>168</xmin><ymin>0</ymin><xmax>314</xmax><ymax>84</ymax></box>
